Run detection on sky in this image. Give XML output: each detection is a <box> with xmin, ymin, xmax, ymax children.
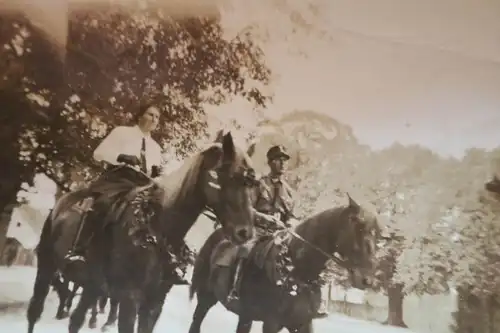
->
<box><xmin>5</xmin><ymin>0</ymin><xmax>500</xmax><ymax>158</ymax></box>
<box><xmin>224</xmin><ymin>0</ymin><xmax>500</xmax><ymax>158</ymax></box>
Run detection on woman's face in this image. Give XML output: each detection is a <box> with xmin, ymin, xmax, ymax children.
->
<box><xmin>138</xmin><ymin>106</ymin><xmax>160</xmax><ymax>132</ymax></box>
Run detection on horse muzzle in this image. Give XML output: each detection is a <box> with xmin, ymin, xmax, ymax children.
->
<box><xmin>349</xmin><ymin>268</ymin><xmax>375</xmax><ymax>290</ymax></box>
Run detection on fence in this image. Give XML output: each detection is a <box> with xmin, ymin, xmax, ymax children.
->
<box><xmin>327</xmin><ymin>286</ymin><xmax>457</xmax><ymax>333</ymax></box>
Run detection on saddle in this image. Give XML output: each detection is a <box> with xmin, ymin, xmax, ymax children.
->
<box><xmin>212</xmin><ymin>230</ymin><xmax>292</xmax><ymax>284</ymax></box>
<box><xmin>57</xmin><ymin>175</ymin><xmax>158</xmax><ymax>249</ymax></box>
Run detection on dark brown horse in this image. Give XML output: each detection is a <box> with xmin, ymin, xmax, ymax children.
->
<box><xmin>52</xmin><ymin>275</ymin><xmax>118</xmax><ymax>332</ymax></box>
<box><xmin>27</xmin><ymin>130</ymin><xmax>257</xmax><ymax>333</ymax></box>
<box><xmin>188</xmin><ymin>195</ymin><xmax>382</xmax><ymax>333</ymax></box>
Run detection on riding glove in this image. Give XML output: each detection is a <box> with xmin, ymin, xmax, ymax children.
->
<box><xmin>117</xmin><ymin>154</ymin><xmax>141</xmax><ymax>166</ymax></box>
<box><xmin>151</xmin><ymin>165</ymin><xmax>160</xmax><ymax>178</ymax></box>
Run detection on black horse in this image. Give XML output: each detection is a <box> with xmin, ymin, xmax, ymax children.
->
<box><xmin>188</xmin><ymin>195</ymin><xmax>382</xmax><ymax>333</ymax></box>
<box><xmin>51</xmin><ymin>274</ymin><xmax>118</xmax><ymax>332</ymax></box>
<box><xmin>27</xmin><ymin>130</ymin><xmax>257</xmax><ymax>333</ymax></box>
<box><xmin>50</xmin><ymin>272</ymin><xmax>76</xmax><ymax>320</ymax></box>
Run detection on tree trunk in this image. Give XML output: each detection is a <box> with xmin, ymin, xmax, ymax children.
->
<box><xmin>383</xmin><ymin>283</ymin><xmax>408</xmax><ymax>328</ymax></box>
<box><xmin>0</xmin><ymin>91</ymin><xmax>31</xmax><ymax>261</ymax></box>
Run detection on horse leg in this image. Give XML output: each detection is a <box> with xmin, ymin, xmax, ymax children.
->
<box><xmin>236</xmin><ymin>317</ymin><xmax>253</xmax><ymax>333</ymax></box>
<box><xmin>288</xmin><ymin>321</ymin><xmax>313</xmax><ymax>333</ymax></box>
<box><xmin>118</xmin><ymin>293</ymin><xmax>139</xmax><ymax>333</ymax></box>
<box><xmin>88</xmin><ymin>299</ymin><xmax>99</xmax><ymax>329</ymax></box>
<box><xmin>66</xmin><ymin>283</ymin><xmax>80</xmax><ymax>314</ymax></box>
<box><xmin>69</xmin><ymin>287</ymin><xmax>99</xmax><ymax>333</ymax></box>
<box><xmin>137</xmin><ymin>287</ymin><xmax>169</xmax><ymax>333</ymax></box>
<box><xmin>27</xmin><ymin>262</ymin><xmax>56</xmax><ymax>333</ymax></box>
<box><xmin>187</xmin><ymin>290</ymin><xmax>218</xmax><ymax>333</ymax></box>
<box><xmin>101</xmin><ymin>297</ymin><xmax>119</xmax><ymax>332</ymax></box>
<box><xmin>52</xmin><ymin>275</ymin><xmax>70</xmax><ymax>319</ymax></box>
<box><xmin>99</xmin><ymin>296</ymin><xmax>108</xmax><ymax>313</ymax></box>
<box><xmin>262</xmin><ymin>320</ymin><xmax>284</xmax><ymax>333</ymax></box>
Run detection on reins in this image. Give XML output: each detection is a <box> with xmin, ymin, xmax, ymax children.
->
<box><xmin>283</xmin><ymin>228</ymin><xmax>347</xmax><ymax>267</ymax></box>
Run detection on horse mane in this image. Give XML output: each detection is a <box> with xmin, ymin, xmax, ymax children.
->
<box><xmin>265</xmin><ymin>206</ymin><xmax>352</xmax><ymax>283</ymax></box>
<box><xmin>155</xmin><ymin>145</ymin><xmax>214</xmax><ymax>209</ymax></box>
<box><xmin>289</xmin><ymin>202</ymin><xmax>380</xmax><ymax>273</ymax></box>
<box><xmin>293</xmin><ymin>206</ymin><xmax>348</xmax><ymax>240</ymax></box>
<box><xmin>50</xmin><ymin>189</ymin><xmax>88</xmax><ymax>220</ymax></box>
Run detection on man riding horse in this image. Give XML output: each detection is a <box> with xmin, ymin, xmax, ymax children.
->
<box><xmin>226</xmin><ymin>144</ymin><xmax>329</xmax><ymax>318</ymax></box>
<box><xmin>64</xmin><ymin>99</ymin><xmax>188</xmax><ymax>285</ymax></box>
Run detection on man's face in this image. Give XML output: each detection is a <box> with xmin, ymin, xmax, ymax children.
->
<box><xmin>268</xmin><ymin>157</ymin><xmax>288</xmax><ymax>175</ymax></box>
<box><xmin>138</xmin><ymin>106</ymin><xmax>160</xmax><ymax>132</ymax></box>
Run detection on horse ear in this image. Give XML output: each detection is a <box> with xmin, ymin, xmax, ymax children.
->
<box><xmin>222</xmin><ymin>132</ymin><xmax>236</xmax><ymax>162</ymax></box>
<box><xmin>347</xmin><ymin>192</ymin><xmax>360</xmax><ymax>209</ymax></box>
<box><xmin>247</xmin><ymin>142</ymin><xmax>256</xmax><ymax>158</ymax></box>
<box><xmin>203</xmin><ymin>145</ymin><xmax>223</xmax><ymax>170</ymax></box>
<box><xmin>214</xmin><ymin>129</ymin><xmax>225</xmax><ymax>143</ymax></box>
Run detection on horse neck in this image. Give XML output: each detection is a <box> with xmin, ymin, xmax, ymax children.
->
<box><xmin>164</xmin><ymin>193</ymin><xmax>205</xmax><ymax>246</ymax></box>
<box><xmin>157</xmin><ymin>155</ymin><xmax>207</xmax><ymax>246</ymax></box>
<box><xmin>288</xmin><ymin>211</ymin><xmax>342</xmax><ymax>282</ymax></box>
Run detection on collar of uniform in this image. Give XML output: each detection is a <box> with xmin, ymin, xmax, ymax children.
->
<box><xmin>269</xmin><ymin>174</ymin><xmax>283</xmax><ymax>184</ymax></box>
<box><xmin>133</xmin><ymin>125</ymin><xmax>151</xmax><ymax>139</ymax></box>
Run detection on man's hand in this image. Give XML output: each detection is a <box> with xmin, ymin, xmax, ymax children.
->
<box><xmin>117</xmin><ymin>154</ymin><xmax>141</xmax><ymax>166</ymax></box>
<box><xmin>258</xmin><ymin>213</ymin><xmax>286</xmax><ymax>229</ymax></box>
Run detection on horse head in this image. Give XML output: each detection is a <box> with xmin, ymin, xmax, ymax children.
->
<box><xmin>197</xmin><ymin>130</ymin><xmax>258</xmax><ymax>245</ymax></box>
<box><xmin>337</xmin><ymin>193</ymin><xmax>383</xmax><ymax>290</ymax></box>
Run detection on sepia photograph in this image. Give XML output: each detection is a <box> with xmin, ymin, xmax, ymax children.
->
<box><xmin>1</xmin><ymin>0</ymin><xmax>500</xmax><ymax>333</ymax></box>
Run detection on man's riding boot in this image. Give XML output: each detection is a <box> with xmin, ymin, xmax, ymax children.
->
<box><xmin>314</xmin><ymin>298</ymin><xmax>329</xmax><ymax>318</ymax></box>
<box><xmin>64</xmin><ymin>220</ymin><xmax>90</xmax><ymax>266</ymax></box>
<box><xmin>227</xmin><ymin>258</ymin><xmax>244</xmax><ymax>302</ymax></box>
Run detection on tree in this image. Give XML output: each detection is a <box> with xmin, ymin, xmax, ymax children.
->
<box><xmin>448</xmin><ymin>148</ymin><xmax>500</xmax><ymax>333</ymax></box>
<box><xmin>292</xmin><ymin>139</ymin><xmax>458</xmax><ymax>327</ymax></box>
<box><xmin>365</xmin><ymin>144</ymin><xmax>457</xmax><ymax>327</ymax></box>
<box><xmin>0</xmin><ymin>8</ymin><xmax>271</xmax><ymax>254</ymax></box>
<box><xmin>0</xmin><ymin>13</ymin><xmax>64</xmax><ymax>255</ymax></box>
<box><xmin>249</xmin><ymin>109</ymin><xmax>361</xmax><ymax>181</ymax></box>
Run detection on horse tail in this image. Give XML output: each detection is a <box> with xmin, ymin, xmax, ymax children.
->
<box><xmin>189</xmin><ymin>228</ymin><xmax>224</xmax><ymax>301</ymax></box>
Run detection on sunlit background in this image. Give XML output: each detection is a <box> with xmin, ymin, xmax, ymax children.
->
<box><xmin>5</xmin><ymin>0</ymin><xmax>500</xmax><ymax>157</ymax></box>
<box><xmin>4</xmin><ymin>0</ymin><xmax>500</xmax><ymax>247</ymax></box>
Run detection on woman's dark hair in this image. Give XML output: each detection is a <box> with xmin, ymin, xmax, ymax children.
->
<box><xmin>133</xmin><ymin>97</ymin><xmax>163</xmax><ymax>124</ymax></box>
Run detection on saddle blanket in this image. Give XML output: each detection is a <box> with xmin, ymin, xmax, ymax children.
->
<box><xmin>212</xmin><ymin>231</ymin><xmax>291</xmax><ymax>284</ymax></box>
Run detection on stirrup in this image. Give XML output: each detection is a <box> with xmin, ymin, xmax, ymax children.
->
<box><xmin>227</xmin><ymin>290</ymin><xmax>239</xmax><ymax>302</ymax></box>
<box><xmin>64</xmin><ymin>253</ymin><xmax>86</xmax><ymax>263</ymax></box>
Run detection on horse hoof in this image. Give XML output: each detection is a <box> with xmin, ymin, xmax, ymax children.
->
<box><xmin>89</xmin><ymin>321</ymin><xmax>97</xmax><ymax>329</ymax></box>
<box><xmin>101</xmin><ymin>324</ymin><xmax>114</xmax><ymax>332</ymax></box>
<box><xmin>55</xmin><ymin>311</ymin><xmax>69</xmax><ymax>320</ymax></box>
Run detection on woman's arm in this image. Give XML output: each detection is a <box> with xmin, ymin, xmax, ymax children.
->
<box><xmin>93</xmin><ymin>127</ymin><xmax>126</xmax><ymax>164</ymax></box>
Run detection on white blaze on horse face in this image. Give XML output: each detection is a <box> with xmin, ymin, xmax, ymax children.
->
<box><xmin>208</xmin><ymin>170</ymin><xmax>221</xmax><ymax>190</ymax></box>
<box><xmin>208</xmin><ymin>182</ymin><xmax>221</xmax><ymax>190</ymax></box>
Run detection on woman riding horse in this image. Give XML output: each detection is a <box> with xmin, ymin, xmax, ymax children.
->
<box><xmin>64</xmin><ymin>98</ymin><xmax>187</xmax><ymax>284</ymax></box>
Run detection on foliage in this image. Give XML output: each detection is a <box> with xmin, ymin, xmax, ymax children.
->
<box><xmin>1</xmin><ymin>8</ymin><xmax>271</xmax><ymax>198</ymax></box>
<box><xmin>449</xmin><ymin>148</ymin><xmax>500</xmax><ymax>297</ymax></box>
<box><xmin>448</xmin><ymin>149</ymin><xmax>500</xmax><ymax>333</ymax></box>
<box><xmin>263</xmin><ymin>111</ymin><xmax>500</xmax><ymax>298</ymax></box>
<box><xmin>0</xmin><ymin>13</ymin><xmax>66</xmax><ymax>252</ymax></box>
